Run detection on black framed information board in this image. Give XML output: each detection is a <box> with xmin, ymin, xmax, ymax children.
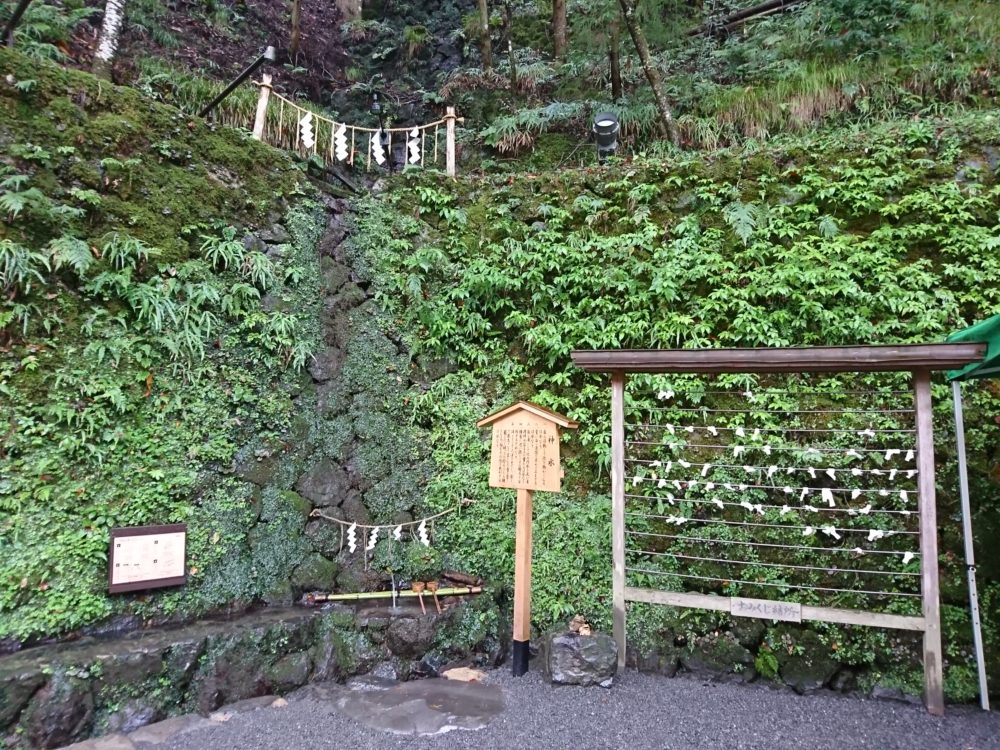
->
<box><xmin>108</xmin><ymin>523</ymin><xmax>187</xmax><ymax>593</ymax></box>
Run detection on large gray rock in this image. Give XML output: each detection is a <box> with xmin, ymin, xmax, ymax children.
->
<box><xmin>679</xmin><ymin>631</ymin><xmax>756</xmax><ymax>683</ymax></box>
<box><xmin>775</xmin><ymin>628</ymin><xmax>840</xmax><ymax>695</ymax></box>
<box><xmin>295</xmin><ymin>458</ymin><xmax>350</xmax><ymax>507</ymax></box>
<box><xmin>22</xmin><ymin>673</ymin><xmax>94</xmax><ymax>748</ymax></box>
<box><xmin>544</xmin><ymin>632</ymin><xmax>618</xmax><ymax>687</ymax></box>
<box><xmin>385</xmin><ymin>615</ymin><xmax>437</xmax><ymax>659</ymax></box>
<box><xmin>0</xmin><ymin>664</ymin><xmax>45</xmax><ymax>727</ymax></box>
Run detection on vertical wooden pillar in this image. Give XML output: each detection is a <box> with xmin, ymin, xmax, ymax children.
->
<box><xmin>445</xmin><ymin>106</ymin><xmax>457</xmax><ymax>177</ymax></box>
<box><xmin>611</xmin><ymin>371</ymin><xmax>627</xmax><ymax>669</ymax></box>
<box><xmin>512</xmin><ymin>487</ymin><xmax>534</xmax><ymax>676</ymax></box>
<box><xmin>914</xmin><ymin>369</ymin><xmax>944</xmax><ymax>716</ymax></box>
<box><xmin>252</xmin><ymin>74</ymin><xmax>272</xmax><ymax>141</ymax></box>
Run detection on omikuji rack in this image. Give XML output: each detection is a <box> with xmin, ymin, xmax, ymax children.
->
<box><xmin>571</xmin><ymin>344</ymin><xmax>985</xmax><ymax>716</ymax></box>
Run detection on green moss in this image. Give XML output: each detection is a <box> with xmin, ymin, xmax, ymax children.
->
<box><xmin>0</xmin><ymin>47</ymin><xmax>326</xmax><ymax>642</ymax></box>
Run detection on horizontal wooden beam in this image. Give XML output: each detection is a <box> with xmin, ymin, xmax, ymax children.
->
<box><xmin>800</xmin><ymin>604</ymin><xmax>924</xmax><ymax>632</ymax></box>
<box><xmin>571</xmin><ymin>343</ymin><xmax>985</xmax><ymax>374</ymax></box>
<box><xmin>624</xmin><ymin>587</ymin><xmax>925</xmax><ymax>631</ymax></box>
<box><xmin>626</xmin><ymin>586</ymin><xmax>729</xmax><ymax>611</ymax></box>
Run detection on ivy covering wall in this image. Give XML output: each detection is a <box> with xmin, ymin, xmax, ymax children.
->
<box><xmin>345</xmin><ymin>112</ymin><xmax>1000</xmax><ymax>698</ymax></box>
<box><xmin>3</xmin><ymin>44</ymin><xmax>1000</xmax><ymax>703</ymax></box>
<box><xmin>0</xmin><ymin>48</ymin><xmax>323</xmax><ymax>642</ymax></box>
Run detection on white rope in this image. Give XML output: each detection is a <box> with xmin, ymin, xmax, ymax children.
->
<box><xmin>269</xmin><ymin>91</ymin><xmax>447</xmax><ymax>135</ymax></box>
<box><xmin>310</xmin><ymin>506</ymin><xmax>455</xmax><ymax>531</ymax></box>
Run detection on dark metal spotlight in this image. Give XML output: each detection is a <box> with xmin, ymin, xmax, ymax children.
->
<box><xmin>592</xmin><ymin>112</ymin><xmax>620</xmax><ymax>163</ymax></box>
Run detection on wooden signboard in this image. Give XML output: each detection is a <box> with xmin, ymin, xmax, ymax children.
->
<box><xmin>108</xmin><ymin>524</ymin><xmax>187</xmax><ymax>593</ymax></box>
<box><xmin>477</xmin><ymin>402</ymin><xmax>578</xmax><ymax>676</ymax></box>
<box><xmin>487</xmin><ymin>410</ymin><xmax>563</xmax><ymax>493</ymax></box>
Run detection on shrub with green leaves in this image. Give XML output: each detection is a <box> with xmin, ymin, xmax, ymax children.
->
<box><xmin>347</xmin><ymin>111</ymin><xmax>1000</xmax><ymax>697</ymax></box>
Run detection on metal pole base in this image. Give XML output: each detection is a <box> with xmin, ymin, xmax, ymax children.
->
<box><xmin>512</xmin><ymin>640</ymin><xmax>529</xmax><ymax>676</ymax></box>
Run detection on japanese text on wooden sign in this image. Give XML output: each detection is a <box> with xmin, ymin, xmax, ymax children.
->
<box><xmin>489</xmin><ymin>414</ymin><xmax>561</xmax><ymax>493</ymax></box>
<box><xmin>730</xmin><ymin>596</ymin><xmax>802</xmax><ymax>623</ymax></box>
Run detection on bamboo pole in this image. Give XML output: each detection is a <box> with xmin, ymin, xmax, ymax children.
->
<box><xmin>252</xmin><ymin>74</ymin><xmax>272</xmax><ymax>141</ymax></box>
<box><xmin>446</xmin><ymin>107</ymin><xmax>457</xmax><ymax>177</ymax></box>
<box><xmin>278</xmin><ymin>99</ymin><xmax>284</xmax><ymax>146</ymax></box>
<box><xmin>305</xmin><ymin>586</ymin><xmax>482</xmax><ymax>603</ymax></box>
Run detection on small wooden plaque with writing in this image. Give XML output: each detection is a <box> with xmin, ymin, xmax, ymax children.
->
<box><xmin>477</xmin><ymin>401</ymin><xmax>578</xmax><ymax>493</ymax></box>
<box><xmin>108</xmin><ymin>524</ymin><xmax>187</xmax><ymax>593</ymax></box>
<box><xmin>730</xmin><ymin>596</ymin><xmax>802</xmax><ymax>623</ymax></box>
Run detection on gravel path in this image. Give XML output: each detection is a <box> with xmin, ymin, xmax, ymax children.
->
<box><xmin>155</xmin><ymin>670</ymin><xmax>1000</xmax><ymax>750</ymax></box>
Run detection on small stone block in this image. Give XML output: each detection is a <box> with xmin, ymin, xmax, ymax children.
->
<box><xmin>127</xmin><ymin>715</ymin><xmax>215</xmax><ymax>745</ymax></box>
<box><xmin>441</xmin><ymin>667</ymin><xmax>485</xmax><ymax>683</ymax></box>
<box><xmin>61</xmin><ymin>734</ymin><xmax>136</xmax><ymax>750</ymax></box>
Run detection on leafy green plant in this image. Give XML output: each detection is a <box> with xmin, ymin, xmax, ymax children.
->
<box><xmin>1</xmin><ymin>1</ymin><xmax>96</xmax><ymax>61</ymax></box>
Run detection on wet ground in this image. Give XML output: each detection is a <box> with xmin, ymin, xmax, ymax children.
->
<box><xmin>64</xmin><ymin>669</ymin><xmax>1000</xmax><ymax>750</ymax></box>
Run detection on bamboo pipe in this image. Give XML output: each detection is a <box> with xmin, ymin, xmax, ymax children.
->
<box><xmin>303</xmin><ymin>586</ymin><xmax>482</xmax><ymax>605</ymax></box>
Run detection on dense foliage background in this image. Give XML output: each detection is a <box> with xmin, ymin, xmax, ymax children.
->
<box><xmin>2</xmin><ymin>0</ymin><xmax>999</xmax><ymax>704</ymax></box>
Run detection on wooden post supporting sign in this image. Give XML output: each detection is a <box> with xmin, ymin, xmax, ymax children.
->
<box><xmin>477</xmin><ymin>401</ymin><xmax>578</xmax><ymax>676</ymax></box>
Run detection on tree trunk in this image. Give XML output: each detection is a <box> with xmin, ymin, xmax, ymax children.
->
<box><xmin>505</xmin><ymin>3</ymin><xmax>517</xmax><ymax>89</ymax></box>
<box><xmin>552</xmin><ymin>0</ymin><xmax>567</xmax><ymax>60</ymax></box>
<box><xmin>616</xmin><ymin>0</ymin><xmax>679</xmax><ymax>146</ymax></box>
<box><xmin>477</xmin><ymin>0</ymin><xmax>492</xmax><ymax>71</ymax></box>
<box><xmin>290</xmin><ymin>0</ymin><xmax>302</xmax><ymax>58</ymax></box>
<box><xmin>609</xmin><ymin>18</ymin><xmax>622</xmax><ymax>101</ymax></box>
<box><xmin>92</xmin><ymin>0</ymin><xmax>127</xmax><ymax>80</ymax></box>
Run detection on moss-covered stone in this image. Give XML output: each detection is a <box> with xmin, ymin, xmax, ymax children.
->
<box><xmin>768</xmin><ymin>627</ymin><xmax>840</xmax><ymax>695</ymax></box>
<box><xmin>20</xmin><ymin>671</ymin><xmax>94</xmax><ymax>749</ymax></box>
<box><xmin>265</xmin><ymin>652</ymin><xmax>313</xmax><ymax>693</ymax></box>
<box><xmin>680</xmin><ymin>632</ymin><xmax>756</xmax><ymax>683</ymax></box>
<box><xmin>291</xmin><ymin>554</ymin><xmax>339</xmax><ymax>592</ymax></box>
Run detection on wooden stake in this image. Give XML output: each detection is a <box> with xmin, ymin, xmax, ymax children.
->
<box><xmin>445</xmin><ymin>106</ymin><xmax>457</xmax><ymax>177</ymax></box>
<box><xmin>512</xmin><ymin>487</ymin><xmax>533</xmax><ymax>675</ymax></box>
<box><xmin>611</xmin><ymin>371</ymin><xmax>627</xmax><ymax>669</ymax></box>
<box><xmin>252</xmin><ymin>74</ymin><xmax>272</xmax><ymax>141</ymax></box>
<box><xmin>914</xmin><ymin>369</ymin><xmax>944</xmax><ymax>716</ymax></box>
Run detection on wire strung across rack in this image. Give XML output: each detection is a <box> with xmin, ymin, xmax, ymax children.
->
<box><xmin>624</xmin><ymin>511</ymin><xmax>920</xmax><ymax>535</ymax></box>
<box><xmin>624</xmin><ymin>381</ymin><xmax>923</xmax><ymax>605</ymax></box>
<box><xmin>626</xmin><ymin>529</ymin><xmax>919</xmax><ymax>558</ymax></box>
<box><xmin>631</xmin><ymin>548</ymin><xmax>921</xmax><ymax>578</ymax></box>
<box><xmin>624</xmin><ymin>492</ymin><xmax>914</xmax><ymax>516</ymax></box>
<box><xmin>651</xmin><ymin>389</ymin><xmax>915</xmax><ymax>397</ymax></box>
<box><xmin>627</xmin><ymin>441</ymin><xmax>913</xmax><ymax>455</ymax></box>
<box><xmin>625</xmin><ymin>422</ymin><xmax>916</xmax><ymax>435</ymax></box>
<box><xmin>645</xmin><ymin>407</ymin><xmax>915</xmax><ymax>414</ymax></box>
<box><xmin>624</xmin><ymin>566</ymin><xmax>923</xmax><ymax>598</ymax></box>
<box><xmin>626</xmin><ymin>457</ymin><xmax>918</xmax><ymax>477</ymax></box>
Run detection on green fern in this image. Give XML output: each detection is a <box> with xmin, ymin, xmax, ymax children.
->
<box><xmin>101</xmin><ymin>234</ymin><xmax>153</xmax><ymax>270</ymax></box>
<box><xmin>723</xmin><ymin>201</ymin><xmax>761</xmax><ymax>245</ymax></box>
<box><xmin>0</xmin><ymin>238</ymin><xmax>49</xmax><ymax>294</ymax></box>
<box><xmin>47</xmin><ymin>236</ymin><xmax>94</xmax><ymax>276</ymax></box>
<box><xmin>199</xmin><ymin>227</ymin><xmax>245</xmax><ymax>270</ymax></box>
<box><xmin>241</xmin><ymin>252</ymin><xmax>276</xmax><ymax>291</ymax></box>
<box><xmin>126</xmin><ymin>282</ymin><xmax>177</xmax><ymax>332</ymax></box>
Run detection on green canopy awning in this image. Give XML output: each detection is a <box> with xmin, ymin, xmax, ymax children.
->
<box><xmin>947</xmin><ymin>314</ymin><xmax>1000</xmax><ymax>381</ymax></box>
